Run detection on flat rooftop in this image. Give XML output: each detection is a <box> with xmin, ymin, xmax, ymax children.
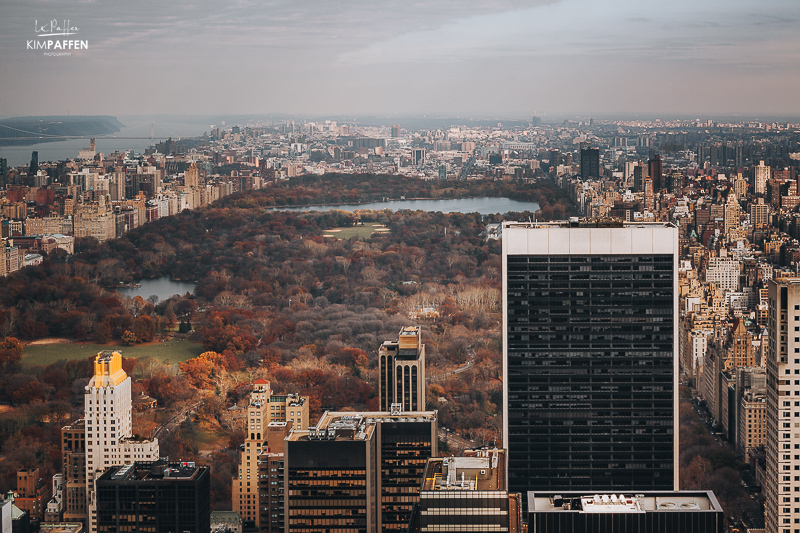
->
<box><xmin>528</xmin><ymin>491</ymin><xmax>723</xmax><ymax>514</ymax></box>
<box><xmin>318</xmin><ymin>410</ymin><xmax>436</xmax><ymax>427</ymax></box>
<box><xmin>422</xmin><ymin>449</ymin><xmax>505</xmax><ymax>492</ymax></box>
<box><xmin>503</xmin><ymin>219</ymin><xmax>676</xmax><ymax>229</ymax></box>
<box><xmin>99</xmin><ymin>460</ymin><xmax>206</xmax><ymax>483</ymax></box>
<box><xmin>290</xmin><ymin>410</ymin><xmax>436</xmax><ymax>442</ymax></box>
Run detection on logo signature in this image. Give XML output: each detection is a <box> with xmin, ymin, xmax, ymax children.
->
<box><xmin>27</xmin><ymin>19</ymin><xmax>88</xmax><ymax>56</ymax></box>
<box><xmin>35</xmin><ymin>19</ymin><xmax>79</xmax><ymax>37</ymax></box>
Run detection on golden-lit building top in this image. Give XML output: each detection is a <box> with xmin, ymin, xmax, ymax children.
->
<box><xmin>92</xmin><ymin>351</ymin><xmax>127</xmax><ymax>388</ymax></box>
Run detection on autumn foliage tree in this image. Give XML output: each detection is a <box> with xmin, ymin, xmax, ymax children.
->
<box><xmin>0</xmin><ymin>337</ymin><xmax>23</xmax><ymax>372</ymax></box>
<box><xmin>179</xmin><ymin>351</ymin><xmax>226</xmax><ymax>389</ymax></box>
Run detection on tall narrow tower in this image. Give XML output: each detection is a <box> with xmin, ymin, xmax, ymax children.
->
<box><xmin>754</xmin><ymin>160</ymin><xmax>770</xmax><ymax>196</ymax></box>
<box><xmin>502</xmin><ymin>220</ymin><xmax>679</xmax><ymax>497</ymax></box>
<box><xmin>84</xmin><ymin>351</ymin><xmax>158</xmax><ymax>533</ymax></box>
<box><xmin>231</xmin><ymin>379</ymin><xmax>309</xmax><ymax>530</ymax></box>
<box><xmin>765</xmin><ymin>277</ymin><xmax>800</xmax><ymax>533</ymax></box>
<box><xmin>379</xmin><ymin>326</ymin><xmax>426</xmax><ymax>412</ymax></box>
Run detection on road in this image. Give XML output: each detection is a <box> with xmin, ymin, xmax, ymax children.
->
<box><xmin>448</xmin><ymin>348</ymin><xmax>476</xmax><ymax>376</ymax></box>
<box><xmin>151</xmin><ymin>397</ymin><xmax>204</xmax><ymax>440</ymax></box>
<box><xmin>438</xmin><ymin>428</ymin><xmax>476</xmax><ymax>451</ymax></box>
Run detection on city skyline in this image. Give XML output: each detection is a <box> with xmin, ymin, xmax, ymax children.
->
<box><xmin>2</xmin><ymin>0</ymin><xmax>799</xmax><ymax>118</ymax></box>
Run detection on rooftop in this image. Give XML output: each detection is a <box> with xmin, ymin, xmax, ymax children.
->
<box><xmin>98</xmin><ymin>460</ymin><xmax>206</xmax><ymax>483</ymax></box>
<box><xmin>399</xmin><ymin>325</ymin><xmax>420</xmax><ymax>336</ymax></box>
<box><xmin>291</xmin><ymin>410</ymin><xmax>436</xmax><ymax>442</ymax></box>
<box><xmin>39</xmin><ymin>524</ymin><xmax>84</xmax><ymax>533</ymax></box>
<box><xmin>317</xmin><ymin>410</ymin><xmax>437</xmax><ymax>429</ymax></box>
<box><xmin>503</xmin><ymin>219</ymin><xmax>676</xmax><ymax>229</ymax></box>
<box><xmin>528</xmin><ymin>491</ymin><xmax>723</xmax><ymax>514</ymax></box>
<box><xmin>422</xmin><ymin>448</ymin><xmax>505</xmax><ymax>492</ymax></box>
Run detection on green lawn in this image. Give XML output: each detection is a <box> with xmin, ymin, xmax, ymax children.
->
<box><xmin>322</xmin><ymin>223</ymin><xmax>390</xmax><ymax>239</ymax></box>
<box><xmin>22</xmin><ymin>338</ymin><xmax>204</xmax><ymax>367</ymax></box>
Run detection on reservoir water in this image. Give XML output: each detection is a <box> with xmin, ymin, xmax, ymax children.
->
<box><xmin>115</xmin><ymin>278</ymin><xmax>196</xmax><ymax>302</ymax></box>
<box><xmin>268</xmin><ymin>197</ymin><xmax>540</xmax><ymax>215</ymax></box>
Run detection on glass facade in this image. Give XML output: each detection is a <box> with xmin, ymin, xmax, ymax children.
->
<box><xmin>286</xmin><ymin>439</ymin><xmax>374</xmax><ymax>533</ymax></box>
<box><xmin>96</xmin><ymin>464</ymin><xmax>210</xmax><ymax>533</ymax></box>
<box><xmin>506</xmin><ymin>253</ymin><xmax>675</xmax><ymax>493</ymax></box>
<box><xmin>416</xmin><ymin>492</ymin><xmax>514</xmax><ymax>532</ymax></box>
<box><xmin>380</xmin><ymin>422</ymin><xmax>434</xmax><ymax>530</ymax></box>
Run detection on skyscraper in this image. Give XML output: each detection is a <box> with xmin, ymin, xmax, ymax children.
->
<box><xmin>285</xmin><ymin>410</ymin><xmax>437</xmax><ymax>533</ymax></box>
<box><xmin>502</xmin><ymin>220</ymin><xmax>679</xmax><ymax>497</ymax></box>
<box><xmin>633</xmin><ymin>162</ymin><xmax>646</xmax><ymax>192</ymax></box>
<box><xmin>580</xmin><ymin>146</ymin><xmax>600</xmax><ymax>180</ymax></box>
<box><xmin>96</xmin><ymin>460</ymin><xmax>210</xmax><ymax>533</ymax></box>
<box><xmin>648</xmin><ymin>154</ymin><xmax>663</xmax><ymax>191</ymax></box>
<box><xmin>765</xmin><ymin>277</ymin><xmax>800</xmax><ymax>533</ymax></box>
<box><xmin>231</xmin><ymin>379</ymin><xmax>308</xmax><ymax>530</ymax></box>
<box><xmin>378</xmin><ymin>326</ymin><xmax>426</xmax><ymax>412</ymax></box>
<box><xmin>83</xmin><ymin>351</ymin><xmax>159</xmax><ymax>532</ymax></box>
<box><xmin>411</xmin><ymin>448</ymin><xmax>522</xmax><ymax>533</ymax></box>
<box><xmin>755</xmin><ymin>160</ymin><xmax>771</xmax><ymax>195</ymax></box>
<box><xmin>30</xmin><ymin>151</ymin><xmax>38</xmax><ymax>175</ymax></box>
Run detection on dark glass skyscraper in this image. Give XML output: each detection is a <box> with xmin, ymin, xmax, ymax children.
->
<box><xmin>29</xmin><ymin>151</ymin><xmax>38</xmax><ymax>175</ymax></box>
<box><xmin>96</xmin><ymin>460</ymin><xmax>210</xmax><ymax>533</ymax></box>
<box><xmin>648</xmin><ymin>154</ymin><xmax>663</xmax><ymax>191</ymax></box>
<box><xmin>502</xmin><ymin>221</ymin><xmax>679</xmax><ymax>496</ymax></box>
<box><xmin>580</xmin><ymin>146</ymin><xmax>600</xmax><ymax>179</ymax></box>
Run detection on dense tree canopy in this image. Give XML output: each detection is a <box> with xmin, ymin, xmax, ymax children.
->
<box><xmin>0</xmin><ymin>173</ymin><xmax>575</xmax><ymax>508</ymax></box>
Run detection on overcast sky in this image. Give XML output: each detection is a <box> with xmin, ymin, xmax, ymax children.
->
<box><xmin>1</xmin><ymin>0</ymin><xmax>798</xmax><ymax>119</ymax></box>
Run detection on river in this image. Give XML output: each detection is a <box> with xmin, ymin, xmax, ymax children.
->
<box><xmin>268</xmin><ymin>197</ymin><xmax>540</xmax><ymax>215</ymax></box>
<box><xmin>0</xmin><ymin>120</ymin><xmax>208</xmax><ymax>167</ymax></box>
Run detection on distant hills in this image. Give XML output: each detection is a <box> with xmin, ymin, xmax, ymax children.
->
<box><xmin>0</xmin><ymin>115</ymin><xmax>124</xmax><ymax>146</ymax></box>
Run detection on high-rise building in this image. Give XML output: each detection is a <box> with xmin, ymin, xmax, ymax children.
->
<box><xmin>184</xmin><ymin>162</ymin><xmax>199</xmax><ymax>188</ymax></box>
<box><xmin>286</xmin><ymin>410</ymin><xmax>437</xmax><ymax>533</ymax></box>
<box><xmin>14</xmin><ymin>468</ymin><xmax>50</xmax><ymax>523</ymax></box>
<box><xmin>96</xmin><ymin>460</ymin><xmax>210</xmax><ymax>533</ymax></box>
<box><xmin>633</xmin><ymin>162</ymin><xmax>646</xmax><ymax>192</ymax></box>
<box><xmin>411</xmin><ymin>149</ymin><xmax>425</xmax><ymax>167</ymax></box>
<box><xmin>410</xmin><ymin>448</ymin><xmax>522</xmax><ymax>533</ymax></box>
<box><xmin>391</xmin><ymin>125</ymin><xmax>400</xmax><ymax>138</ymax></box>
<box><xmin>30</xmin><ymin>151</ymin><xmax>38</xmax><ymax>175</ymax></box>
<box><xmin>765</xmin><ymin>277</ymin><xmax>800</xmax><ymax>533</ymax></box>
<box><xmin>755</xmin><ymin>160</ymin><xmax>771</xmax><ymax>195</ymax></box>
<box><xmin>648</xmin><ymin>154</ymin><xmax>663</xmax><ymax>191</ymax></box>
<box><xmin>580</xmin><ymin>147</ymin><xmax>600</xmax><ymax>180</ymax></box>
<box><xmin>750</xmin><ymin>198</ymin><xmax>770</xmax><ymax>228</ymax></box>
<box><xmin>0</xmin><ymin>158</ymin><xmax>7</xmax><ymax>185</ymax></box>
<box><xmin>503</xmin><ymin>221</ymin><xmax>679</xmax><ymax>497</ymax></box>
<box><xmin>286</xmin><ymin>415</ymin><xmax>378</xmax><ymax>533</ymax></box>
<box><xmin>231</xmin><ymin>379</ymin><xmax>308</xmax><ymax>530</ymax></box>
<box><xmin>644</xmin><ymin>178</ymin><xmax>654</xmax><ymax>211</ymax></box>
<box><xmin>378</xmin><ymin>326</ymin><xmax>426</xmax><ymax>412</ymax></box>
<box><xmin>527</xmin><ymin>491</ymin><xmax>723</xmax><ymax>533</ymax></box>
<box><xmin>723</xmin><ymin>192</ymin><xmax>741</xmax><ymax>236</ymax></box>
<box><xmin>83</xmin><ymin>351</ymin><xmax>159</xmax><ymax>532</ymax></box>
<box><xmin>375</xmin><ymin>411</ymin><xmax>437</xmax><ymax>531</ymax></box>
<box><xmin>256</xmin><ymin>422</ymin><xmax>291</xmax><ymax>533</ymax></box>
<box><xmin>58</xmin><ymin>419</ymin><xmax>87</xmax><ymax>523</ymax></box>
<box><xmin>733</xmin><ymin>173</ymin><xmax>748</xmax><ymax>198</ymax></box>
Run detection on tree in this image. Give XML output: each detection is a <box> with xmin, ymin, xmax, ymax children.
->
<box><xmin>0</xmin><ymin>337</ymin><xmax>23</xmax><ymax>372</ymax></box>
<box><xmin>132</xmin><ymin>316</ymin><xmax>156</xmax><ymax>343</ymax></box>
<box><xmin>180</xmin><ymin>351</ymin><xmax>224</xmax><ymax>389</ymax></box>
<box><xmin>121</xmin><ymin>330</ymin><xmax>138</xmax><ymax>346</ymax></box>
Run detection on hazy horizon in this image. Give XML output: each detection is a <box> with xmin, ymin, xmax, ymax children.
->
<box><xmin>2</xmin><ymin>0</ymin><xmax>799</xmax><ymax>119</ymax></box>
